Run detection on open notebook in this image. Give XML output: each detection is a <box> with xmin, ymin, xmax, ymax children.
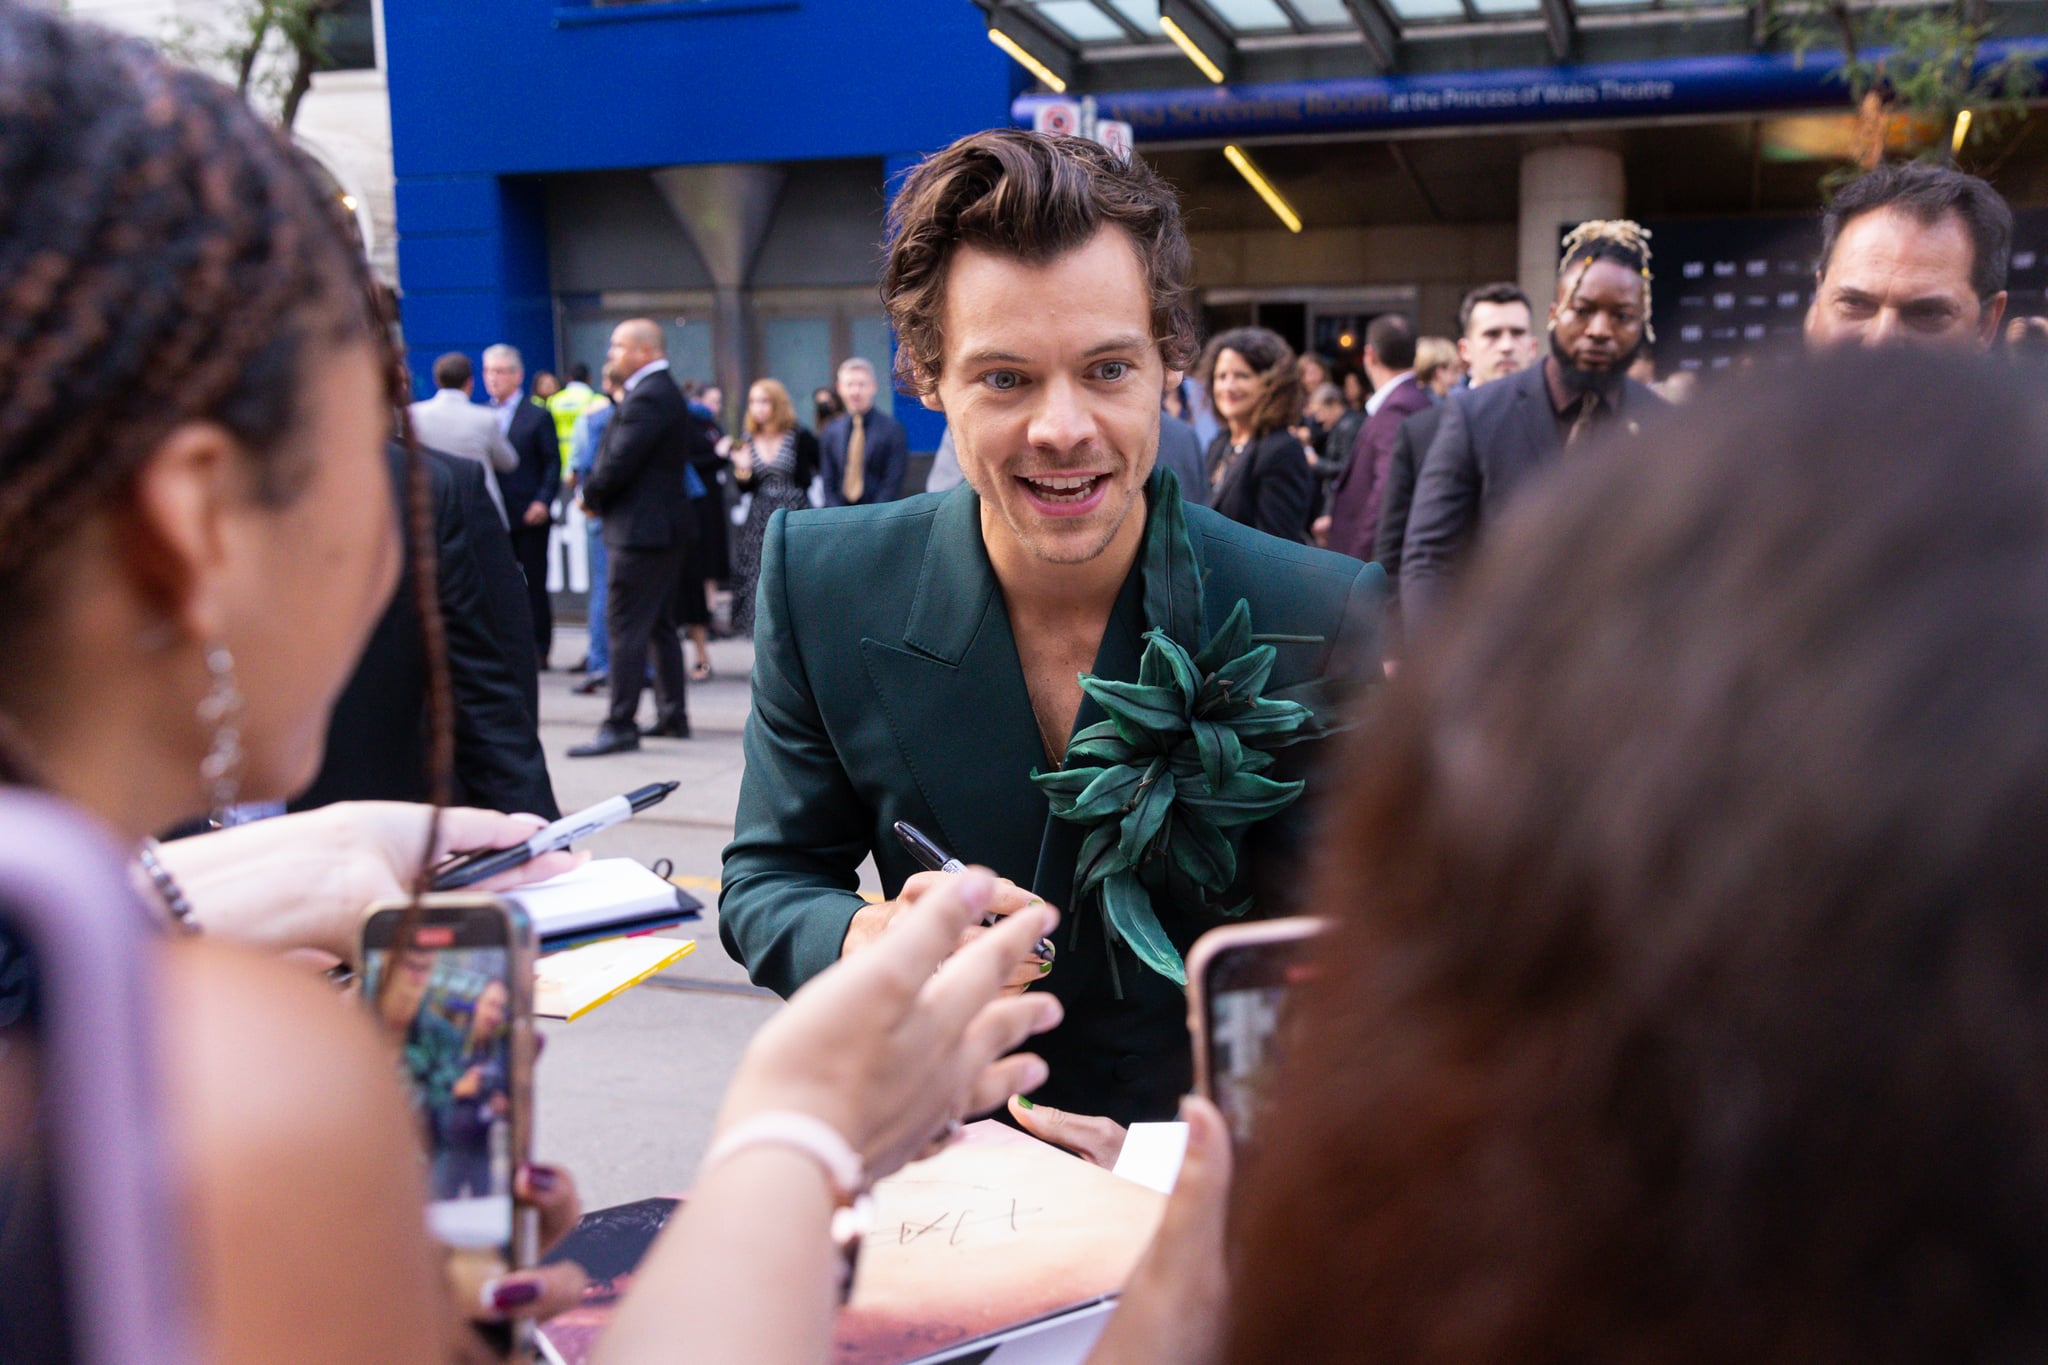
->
<box><xmin>504</xmin><ymin>858</ymin><xmax>701</xmax><ymax>951</ymax></box>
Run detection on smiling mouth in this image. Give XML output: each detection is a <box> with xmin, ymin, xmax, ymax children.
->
<box><xmin>1017</xmin><ymin>472</ymin><xmax>1109</xmax><ymax>504</ymax></box>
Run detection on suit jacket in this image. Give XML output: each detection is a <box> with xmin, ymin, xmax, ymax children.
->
<box><xmin>720</xmin><ymin>474</ymin><xmax>1386</xmax><ymax>1125</ymax></box>
<box><xmin>499</xmin><ymin>396</ymin><xmax>563</xmax><ymax>516</ymax></box>
<box><xmin>1403</xmin><ymin>362</ymin><xmax>1668</xmax><ymax>629</ymax></box>
<box><xmin>1313</xmin><ymin>407</ymin><xmax>1368</xmax><ymax>515</ymax></box>
<box><xmin>1205</xmin><ymin>428</ymin><xmax>1313</xmax><ymax>543</ymax></box>
<box><xmin>407</xmin><ymin>388</ymin><xmax>514</xmax><ymax>523</ymax></box>
<box><xmin>1326</xmin><ymin>376</ymin><xmax>1434</xmax><ymax>563</ymax></box>
<box><xmin>581</xmin><ymin>369</ymin><xmax>698</xmax><ymax>551</ymax></box>
<box><xmin>1372</xmin><ymin>400</ymin><xmax>1447</xmax><ymax>589</ymax></box>
<box><xmin>292</xmin><ymin>446</ymin><xmax>558</xmax><ymax>818</ymax></box>
<box><xmin>818</xmin><ymin>407</ymin><xmax>910</xmax><ymax>506</ymax></box>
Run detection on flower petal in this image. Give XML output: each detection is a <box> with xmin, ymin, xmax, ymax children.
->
<box><xmin>1101</xmin><ymin>868</ymin><xmax>1186</xmax><ymax>986</ymax></box>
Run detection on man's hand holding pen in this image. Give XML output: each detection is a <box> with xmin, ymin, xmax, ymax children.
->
<box><xmin>840</xmin><ymin>870</ymin><xmax>1054</xmax><ymax>995</ymax></box>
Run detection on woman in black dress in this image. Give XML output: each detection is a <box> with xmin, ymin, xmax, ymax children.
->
<box><xmin>1198</xmin><ymin>326</ymin><xmax>1315</xmax><ymax>543</ymax></box>
<box><xmin>730</xmin><ymin>378</ymin><xmax>818</xmax><ymax>637</ymax></box>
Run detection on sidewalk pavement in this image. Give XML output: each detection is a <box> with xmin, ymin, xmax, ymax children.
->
<box><xmin>532</xmin><ymin>626</ymin><xmax>880</xmax><ymax>1208</ymax></box>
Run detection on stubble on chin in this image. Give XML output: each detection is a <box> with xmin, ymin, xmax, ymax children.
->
<box><xmin>996</xmin><ymin>478</ymin><xmax>1145</xmax><ymax>567</ymax></box>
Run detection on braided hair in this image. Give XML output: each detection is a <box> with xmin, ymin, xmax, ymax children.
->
<box><xmin>1559</xmin><ymin>219</ymin><xmax>1655</xmax><ymax>342</ymax></box>
<box><xmin>0</xmin><ymin>6</ymin><xmax>453</xmax><ymax>847</ymax></box>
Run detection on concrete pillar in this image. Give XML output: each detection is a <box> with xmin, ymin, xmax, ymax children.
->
<box><xmin>651</xmin><ymin>163</ymin><xmax>787</xmax><ymax>425</ymax></box>
<box><xmin>1518</xmin><ymin>143</ymin><xmax>1625</xmax><ymax>316</ymax></box>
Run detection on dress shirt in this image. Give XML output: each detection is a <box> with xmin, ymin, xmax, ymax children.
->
<box><xmin>623</xmin><ymin>358</ymin><xmax>670</xmax><ymax>394</ymax></box>
<box><xmin>1365</xmin><ymin>371</ymin><xmax>1417</xmax><ymax>417</ymax></box>
<box><xmin>490</xmin><ymin>388</ymin><xmax>522</xmax><ymax>436</ymax></box>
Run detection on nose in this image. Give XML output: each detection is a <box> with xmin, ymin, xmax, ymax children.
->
<box><xmin>1861</xmin><ymin>307</ymin><xmax>1904</xmax><ymax>347</ymax></box>
<box><xmin>1027</xmin><ymin>373</ymin><xmax>1098</xmax><ymax>455</ymax></box>
<box><xmin>1582</xmin><ymin>310</ymin><xmax>1616</xmax><ymax>342</ymax></box>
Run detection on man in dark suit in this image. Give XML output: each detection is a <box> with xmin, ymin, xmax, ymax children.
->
<box><xmin>482</xmin><ymin>343</ymin><xmax>564</xmax><ymax>668</ymax></box>
<box><xmin>1373</xmin><ymin>282</ymin><xmax>1539</xmax><ymax>597</ymax></box>
<box><xmin>1322</xmin><ymin>313</ymin><xmax>1430</xmax><ymax>562</ymax></box>
<box><xmin>292</xmin><ymin>443</ymin><xmax>558</xmax><ymax>817</ymax></box>
<box><xmin>720</xmin><ymin>131</ymin><xmax>1383</xmax><ymax>1145</ymax></box>
<box><xmin>817</xmin><ymin>357</ymin><xmax>909</xmax><ymax>506</ymax></box>
<box><xmin>1403</xmin><ymin>222</ymin><xmax>1669</xmax><ymax>633</ymax></box>
<box><xmin>568</xmin><ymin>319</ymin><xmax>695</xmax><ymax>756</ymax></box>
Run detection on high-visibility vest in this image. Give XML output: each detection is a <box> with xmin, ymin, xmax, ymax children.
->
<box><xmin>547</xmin><ymin>382</ymin><xmax>597</xmax><ymax>474</ymax></box>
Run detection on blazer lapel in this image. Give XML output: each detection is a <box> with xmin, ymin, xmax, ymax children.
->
<box><xmin>857</xmin><ymin>486</ymin><xmax>1049</xmax><ymax>885</ymax></box>
<box><xmin>1514</xmin><ymin>363</ymin><xmax>1560</xmax><ymax>468</ymax></box>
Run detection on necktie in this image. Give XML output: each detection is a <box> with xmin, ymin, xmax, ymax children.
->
<box><xmin>843</xmin><ymin>413</ymin><xmax>866</xmax><ymax>503</ymax></box>
<box><xmin>1565</xmin><ymin>392</ymin><xmax>1602</xmax><ymax>449</ymax></box>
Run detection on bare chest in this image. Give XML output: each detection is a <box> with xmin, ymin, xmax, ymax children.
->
<box><xmin>1012</xmin><ymin>622</ymin><xmax>1106</xmax><ymax>766</ymax></box>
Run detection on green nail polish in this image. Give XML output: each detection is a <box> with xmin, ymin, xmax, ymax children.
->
<box><xmin>1015</xmin><ymin>1095</ymin><xmax>1035</xmax><ymax>1110</ymax></box>
<box><xmin>1039</xmin><ymin>961</ymin><xmax>1053</xmax><ymax>974</ymax></box>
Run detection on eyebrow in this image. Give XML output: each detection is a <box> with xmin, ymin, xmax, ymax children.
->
<box><xmin>957</xmin><ymin>335</ymin><xmax>1152</xmax><ymax>369</ymax></box>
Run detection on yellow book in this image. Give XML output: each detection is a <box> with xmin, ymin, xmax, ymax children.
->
<box><xmin>534</xmin><ymin>936</ymin><xmax>694</xmax><ymax>1022</ymax></box>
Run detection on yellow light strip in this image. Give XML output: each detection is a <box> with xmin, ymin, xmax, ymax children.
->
<box><xmin>1952</xmin><ymin>107</ymin><xmax>1973</xmax><ymax>156</ymax></box>
<box><xmin>1159</xmin><ymin>14</ymin><xmax>1226</xmax><ymax>84</ymax></box>
<box><xmin>1223</xmin><ymin>144</ymin><xmax>1302</xmax><ymax>233</ymax></box>
<box><xmin>988</xmin><ymin>28</ymin><xmax>1068</xmax><ymax>94</ymax></box>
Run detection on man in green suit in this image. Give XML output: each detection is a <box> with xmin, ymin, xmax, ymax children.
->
<box><xmin>720</xmin><ymin>130</ymin><xmax>1384</xmax><ymax>1151</ymax></box>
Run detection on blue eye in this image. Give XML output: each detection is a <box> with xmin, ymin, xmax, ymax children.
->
<box><xmin>1096</xmin><ymin>361</ymin><xmax>1130</xmax><ymax>382</ymax></box>
<box><xmin>985</xmin><ymin>370</ymin><xmax>1021</xmax><ymax>392</ymax></box>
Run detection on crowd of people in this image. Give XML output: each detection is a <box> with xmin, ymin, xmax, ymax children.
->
<box><xmin>8</xmin><ymin>4</ymin><xmax>2048</xmax><ymax>1364</ymax></box>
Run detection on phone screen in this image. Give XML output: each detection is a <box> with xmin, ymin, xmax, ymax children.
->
<box><xmin>1202</xmin><ymin>936</ymin><xmax>1317</xmax><ymax>1144</ymax></box>
<box><xmin>0</xmin><ymin>920</ymin><xmax>74</xmax><ymax>1364</ymax></box>
<box><xmin>364</xmin><ymin>917</ymin><xmax>519</xmax><ymax>1272</ymax></box>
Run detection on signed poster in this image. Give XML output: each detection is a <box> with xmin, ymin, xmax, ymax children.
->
<box><xmin>538</xmin><ymin>1121</ymin><xmax>1166</xmax><ymax>1365</ymax></box>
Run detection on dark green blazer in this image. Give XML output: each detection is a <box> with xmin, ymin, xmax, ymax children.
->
<box><xmin>720</xmin><ymin>473</ymin><xmax>1385</xmax><ymax>1125</ymax></box>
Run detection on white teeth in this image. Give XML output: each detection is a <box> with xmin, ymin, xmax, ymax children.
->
<box><xmin>1022</xmin><ymin>473</ymin><xmax>1103</xmax><ymax>497</ymax></box>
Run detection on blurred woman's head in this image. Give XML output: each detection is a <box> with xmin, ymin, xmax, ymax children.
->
<box><xmin>745</xmin><ymin>379</ymin><xmax>796</xmax><ymax>437</ymax></box>
<box><xmin>0</xmin><ymin>9</ymin><xmax>402</xmax><ymax>833</ymax></box>
<box><xmin>1232</xmin><ymin>351</ymin><xmax>2048</xmax><ymax>1363</ymax></box>
<box><xmin>1198</xmin><ymin>327</ymin><xmax>1300</xmax><ymax>441</ymax></box>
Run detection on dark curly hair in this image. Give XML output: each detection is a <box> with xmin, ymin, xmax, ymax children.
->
<box><xmin>1196</xmin><ymin>326</ymin><xmax>1302</xmax><ymax>442</ymax></box>
<box><xmin>882</xmin><ymin>130</ymin><xmax>1198</xmax><ymax>397</ymax></box>
<box><xmin>1231</xmin><ymin>351</ymin><xmax>2048</xmax><ymax>1364</ymax></box>
<box><xmin>0</xmin><ymin>4</ymin><xmax>448</xmax><ymax>819</ymax></box>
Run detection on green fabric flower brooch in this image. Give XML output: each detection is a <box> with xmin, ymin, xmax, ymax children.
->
<box><xmin>1030</xmin><ymin>471</ymin><xmax>1338</xmax><ymax>988</ymax></box>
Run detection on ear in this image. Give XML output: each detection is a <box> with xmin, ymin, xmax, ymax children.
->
<box><xmin>1162</xmin><ymin>368</ymin><xmax>1184</xmax><ymax>395</ymax></box>
<box><xmin>119</xmin><ymin>422</ymin><xmax>244</xmax><ymax>645</ymax></box>
<box><xmin>1977</xmin><ymin>291</ymin><xmax>2008</xmax><ymax>348</ymax></box>
<box><xmin>920</xmin><ymin>389</ymin><xmax>945</xmax><ymax>412</ymax></box>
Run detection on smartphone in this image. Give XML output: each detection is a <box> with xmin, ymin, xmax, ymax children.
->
<box><xmin>0</xmin><ymin>791</ymin><xmax>196</xmax><ymax>1365</ymax></box>
<box><xmin>1187</xmin><ymin>917</ymin><xmax>1325</xmax><ymax>1145</ymax></box>
<box><xmin>361</xmin><ymin>894</ymin><xmax>537</xmax><ymax>1359</ymax></box>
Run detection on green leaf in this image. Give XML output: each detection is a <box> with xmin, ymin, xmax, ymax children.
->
<box><xmin>1062</xmin><ymin>765</ymin><xmax>1148</xmax><ymax>824</ymax></box>
<box><xmin>1227</xmin><ymin>697</ymin><xmax>1313</xmax><ymax>740</ymax></box>
<box><xmin>1136</xmin><ymin>631</ymin><xmax>1202</xmax><ymax>705</ymax></box>
<box><xmin>1117</xmin><ymin>761</ymin><xmax>1175</xmax><ymax>865</ymax></box>
<box><xmin>1080</xmin><ymin>676</ymin><xmax>1190</xmax><ymax>747</ymax></box>
<box><xmin>1100</xmin><ymin>869</ymin><xmax>1186</xmax><ymax>986</ymax></box>
<box><xmin>1199</xmin><ymin>643</ymin><xmax>1278</xmax><ymax>714</ymax></box>
<box><xmin>1193</xmin><ymin>599</ymin><xmax>1253</xmax><ymax>676</ymax></box>
<box><xmin>1168</xmin><ymin>809</ymin><xmax>1237</xmax><ymax>891</ymax></box>
<box><xmin>1032</xmin><ymin>765</ymin><xmax>1108</xmax><ymax>805</ymax></box>
<box><xmin>1065</xmin><ymin>721</ymin><xmax>1139</xmax><ymax>768</ymax></box>
<box><xmin>1074</xmin><ymin>820</ymin><xmax>1126</xmax><ymax>895</ymax></box>
<box><xmin>1178</xmin><ymin>770</ymin><xmax>1306</xmax><ymax>827</ymax></box>
<box><xmin>1191</xmin><ymin>719</ymin><xmax>1242</xmax><ymax>793</ymax></box>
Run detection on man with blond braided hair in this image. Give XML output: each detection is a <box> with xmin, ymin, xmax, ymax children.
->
<box><xmin>1400</xmin><ymin>217</ymin><xmax>1669</xmax><ymax>629</ymax></box>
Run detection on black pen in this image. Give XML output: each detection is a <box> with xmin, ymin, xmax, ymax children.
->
<box><xmin>433</xmin><ymin>781</ymin><xmax>680</xmax><ymax>890</ymax></box>
<box><xmin>892</xmin><ymin>820</ymin><xmax>1057</xmax><ymax>964</ymax></box>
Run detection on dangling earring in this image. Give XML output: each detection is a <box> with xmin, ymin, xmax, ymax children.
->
<box><xmin>196</xmin><ymin>644</ymin><xmax>243</xmax><ymax>827</ymax></box>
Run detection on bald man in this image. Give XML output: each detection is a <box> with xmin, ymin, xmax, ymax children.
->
<box><xmin>570</xmin><ymin>318</ymin><xmax>701</xmax><ymax>755</ymax></box>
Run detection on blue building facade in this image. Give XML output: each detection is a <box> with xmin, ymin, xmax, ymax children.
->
<box><xmin>385</xmin><ymin>0</ymin><xmax>1021</xmax><ymax>449</ymax></box>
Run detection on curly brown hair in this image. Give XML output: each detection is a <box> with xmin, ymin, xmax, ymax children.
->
<box><xmin>1196</xmin><ymin>326</ymin><xmax>1302</xmax><ymax>442</ymax></box>
<box><xmin>881</xmin><ymin>130</ymin><xmax>1198</xmax><ymax>397</ymax></box>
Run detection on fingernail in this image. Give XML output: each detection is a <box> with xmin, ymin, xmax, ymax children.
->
<box><xmin>521</xmin><ymin>1163</ymin><xmax>559</xmax><ymax>1193</ymax></box>
<box><xmin>1038</xmin><ymin>961</ymin><xmax>1053</xmax><ymax>974</ymax></box>
<box><xmin>1014</xmin><ymin>1094</ymin><xmax>1035</xmax><ymax>1110</ymax></box>
<box><xmin>485</xmin><ymin>1278</ymin><xmax>540</xmax><ymax>1311</ymax></box>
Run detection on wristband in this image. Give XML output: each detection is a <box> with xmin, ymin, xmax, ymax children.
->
<box><xmin>699</xmin><ymin>1111</ymin><xmax>867</xmax><ymax>1202</ymax></box>
<box><xmin>700</xmin><ymin>1111</ymin><xmax>871</xmax><ymax>1303</ymax></box>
